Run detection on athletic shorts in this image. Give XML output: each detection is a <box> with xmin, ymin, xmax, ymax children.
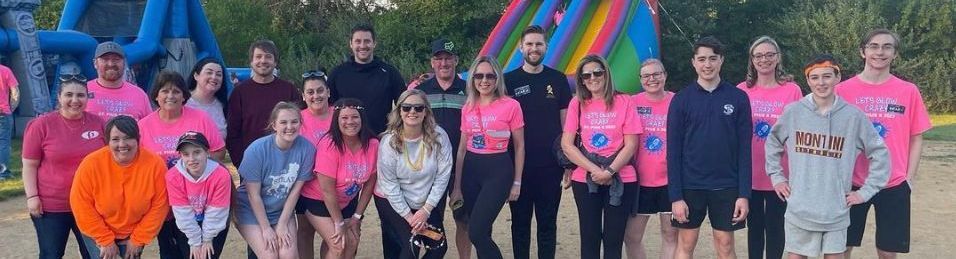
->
<box><xmin>847</xmin><ymin>182</ymin><xmax>911</xmax><ymax>253</ymax></box>
<box><xmin>298</xmin><ymin>196</ymin><xmax>358</xmax><ymax>218</ymax></box>
<box><xmin>671</xmin><ymin>189</ymin><xmax>745</xmax><ymax>231</ymax></box>
<box><xmin>636</xmin><ymin>186</ymin><xmax>672</xmax><ymax>215</ymax></box>
<box><xmin>784</xmin><ymin>220</ymin><xmax>847</xmax><ymax>257</ymax></box>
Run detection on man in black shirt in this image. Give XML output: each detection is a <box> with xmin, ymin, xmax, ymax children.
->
<box><xmin>412</xmin><ymin>38</ymin><xmax>472</xmax><ymax>259</ymax></box>
<box><xmin>328</xmin><ymin>24</ymin><xmax>405</xmax><ymax>259</ymax></box>
<box><xmin>328</xmin><ymin>24</ymin><xmax>406</xmax><ymax>135</ymax></box>
<box><xmin>504</xmin><ymin>25</ymin><xmax>573</xmax><ymax>259</ymax></box>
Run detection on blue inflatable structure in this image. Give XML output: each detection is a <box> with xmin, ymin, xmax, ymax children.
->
<box><xmin>0</xmin><ymin>0</ymin><xmax>232</xmax><ymax>135</ymax></box>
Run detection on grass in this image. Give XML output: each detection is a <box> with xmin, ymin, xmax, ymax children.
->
<box><xmin>0</xmin><ymin>138</ymin><xmax>23</xmax><ymax>201</ymax></box>
<box><xmin>926</xmin><ymin>114</ymin><xmax>956</xmax><ymax>142</ymax></box>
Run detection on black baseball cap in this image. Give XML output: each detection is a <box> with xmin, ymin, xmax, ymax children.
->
<box><xmin>176</xmin><ymin>131</ymin><xmax>210</xmax><ymax>151</ymax></box>
<box><xmin>95</xmin><ymin>42</ymin><xmax>125</xmax><ymax>58</ymax></box>
<box><xmin>430</xmin><ymin>38</ymin><xmax>456</xmax><ymax>56</ymax></box>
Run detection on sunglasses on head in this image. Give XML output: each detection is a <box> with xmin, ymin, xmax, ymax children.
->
<box><xmin>59</xmin><ymin>73</ymin><xmax>88</xmax><ymax>82</ymax></box>
<box><xmin>400</xmin><ymin>104</ymin><xmax>426</xmax><ymax>113</ymax></box>
<box><xmin>580</xmin><ymin>68</ymin><xmax>606</xmax><ymax>80</ymax></box>
<box><xmin>301</xmin><ymin>70</ymin><xmax>327</xmax><ymax>80</ymax></box>
<box><xmin>472</xmin><ymin>73</ymin><xmax>497</xmax><ymax>81</ymax></box>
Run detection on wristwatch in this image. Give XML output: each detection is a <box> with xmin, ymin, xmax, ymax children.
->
<box><xmin>352</xmin><ymin>213</ymin><xmax>364</xmax><ymax>220</ymax></box>
<box><xmin>605</xmin><ymin>168</ymin><xmax>618</xmax><ymax>176</ymax></box>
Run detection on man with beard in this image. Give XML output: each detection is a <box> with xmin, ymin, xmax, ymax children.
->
<box><xmin>327</xmin><ymin>24</ymin><xmax>405</xmax><ymax>259</ymax></box>
<box><xmin>412</xmin><ymin>37</ymin><xmax>470</xmax><ymax>258</ymax></box>
<box><xmin>503</xmin><ymin>25</ymin><xmax>572</xmax><ymax>259</ymax></box>
<box><xmin>328</xmin><ymin>24</ymin><xmax>405</xmax><ymax>135</ymax></box>
<box><xmin>85</xmin><ymin>42</ymin><xmax>151</xmax><ymax>120</ymax></box>
<box><xmin>226</xmin><ymin>40</ymin><xmax>302</xmax><ymax>167</ymax></box>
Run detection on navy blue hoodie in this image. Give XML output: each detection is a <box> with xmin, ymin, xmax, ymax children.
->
<box><xmin>666</xmin><ymin>80</ymin><xmax>752</xmax><ymax>201</ymax></box>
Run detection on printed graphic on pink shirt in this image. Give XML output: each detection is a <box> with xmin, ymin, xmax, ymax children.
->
<box><xmin>188</xmin><ymin>194</ymin><xmax>208</xmax><ymax>221</ymax></box>
<box><xmin>836</xmin><ymin>76</ymin><xmax>932</xmax><ymax>188</ymax></box>
<box><xmin>86</xmin><ymin>81</ymin><xmax>152</xmax><ymax>120</ymax></box>
<box><xmin>460</xmin><ymin>98</ymin><xmax>524</xmax><ymax>154</ymax></box>
<box><xmin>632</xmin><ymin>92</ymin><xmax>672</xmax><ymax>187</ymax></box>
<box><xmin>300</xmin><ymin>109</ymin><xmax>333</xmax><ymax>145</ymax></box>
<box><xmin>138</xmin><ymin>107</ymin><xmax>225</xmax><ymax>167</ymax></box>
<box><xmin>738</xmin><ymin>82</ymin><xmax>802</xmax><ymax>190</ymax></box>
<box><xmin>307</xmin><ymin>138</ymin><xmax>379</xmax><ymax>207</ymax></box>
<box><xmin>564</xmin><ymin>95</ymin><xmax>642</xmax><ymax>183</ymax></box>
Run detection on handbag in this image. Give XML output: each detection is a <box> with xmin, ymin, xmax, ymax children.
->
<box><xmin>554</xmin><ymin>100</ymin><xmax>583</xmax><ymax>169</ymax></box>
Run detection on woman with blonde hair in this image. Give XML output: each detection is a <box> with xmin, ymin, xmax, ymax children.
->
<box><xmin>449</xmin><ymin>56</ymin><xmax>525</xmax><ymax>259</ymax></box>
<box><xmin>376</xmin><ymin>89</ymin><xmax>453</xmax><ymax>258</ymax></box>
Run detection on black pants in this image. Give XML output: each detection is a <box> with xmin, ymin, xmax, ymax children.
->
<box><xmin>376</xmin><ymin>196</ymin><xmax>448</xmax><ymax>259</ymax></box>
<box><xmin>572</xmin><ymin>181</ymin><xmax>637</xmax><ymax>259</ymax></box>
<box><xmin>376</xmin><ymin>196</ymin><xmax>415</xmax><ymax>259</ymax></box>
<box><xmin>509</xmin><ymin>165</ymin><xmax>563</xmax><ymax>259</ymax></box>
<box><xmin>31</xmin><ymin>212</ymin><xmax>92</xmax><ymax>259</ymax></box>
<box><xmin>462</xmin><ymin>152</ymin><xmax>513</xmax><ymax>259</ymax></box>
<box><xmin>158</xmin><ymin>219</ymin><xmax>229</xmax><ymax>259</ymax></box>
<box><xmin>747</xmin><ymin>190</ymin><xmax>786</xmax><ymax>259</ymax></box>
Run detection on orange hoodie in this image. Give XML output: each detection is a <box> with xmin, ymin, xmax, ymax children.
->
<box><xmin>70</xmin><ymin>146</ymin><xmax>170</xmax><ymax>247</ymax></box>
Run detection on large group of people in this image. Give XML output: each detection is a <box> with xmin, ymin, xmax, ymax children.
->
<box><xmin>16</xmin><ymin>23</ymin><xmax>930</xmax><ymax>259</ymax></box>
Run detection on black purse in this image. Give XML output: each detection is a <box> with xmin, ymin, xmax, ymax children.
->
<box><xmin>554</xmin><ymin>101</ymin><xmax>583</xmax><ymax>169</ymax></box>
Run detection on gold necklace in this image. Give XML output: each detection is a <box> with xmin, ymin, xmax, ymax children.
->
<box><xmin>403</xmin><ymin>138</ymin><xmax>426</xmax><ymax>172</ymax></box>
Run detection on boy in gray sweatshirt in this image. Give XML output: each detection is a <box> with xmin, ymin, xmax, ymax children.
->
<box><xmin>765</xmin><ymin>54</ymin><xmax>890</xmax><ymax>259</ymax></box>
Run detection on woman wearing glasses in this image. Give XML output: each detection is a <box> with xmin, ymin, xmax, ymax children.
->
<box><xmin>186</xmin><ymin>58</ymin><xmax>229</xmax><ymax>139</ymax></box>
<box><xmin>296</xmin><ymin>68</ymin><xmax>333</xmax><ymax>259</ymax></box>
<box><xmin>22</xmin><ymin>74</ymin><xmax>103</xmax><ymax>259</ymax></box>
<box><xmin>736</xmin><ymin>36</ymin><xmax>802</xmax><ymax>259</ymax></box>
<box><xmin>561</xmin><ymin>54</ymin><xmax>641</xmax><ymax>259</ymax></box>
<box><xmin>300</xmin><ymin>98</ymin><xmax>378</xmax><ymax>259</ymax></box>
<box><xmin>450</xmin><ymin>56</ymin><xmax>525</xmax><ymax>259</ymax></box>
<box><xmin>376</xmin><ymin>89</ymin><xmax>453</xmax><ymax>258</ymax></box>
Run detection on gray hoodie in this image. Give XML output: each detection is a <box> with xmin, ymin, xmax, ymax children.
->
<box><xmin>765</xmin><ymin>94</ymin><xmax>890</xmax><ymax>231</ymax></box>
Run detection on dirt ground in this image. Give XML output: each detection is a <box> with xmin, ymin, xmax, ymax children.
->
<box><xmin>1</xmin><ymin>141</ymin><xmax>954</xmax><ymax>258</ymax></box>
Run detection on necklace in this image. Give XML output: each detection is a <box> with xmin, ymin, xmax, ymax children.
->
<box><xmin>403</xmin><ymin>137</ymin><xmax>426</xmax><ymax>172</ymax></box>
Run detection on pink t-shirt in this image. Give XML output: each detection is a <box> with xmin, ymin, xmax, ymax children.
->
<box><xmin>564</xmin><ymin>95</ymin><xmax>643</xmax><ymax>183</ymax></box>
<box><xmin>836</xmin><ymin>75</ymin><xmax>932</xmax><ymax>188</ymax></box>
<box><xmin>300</xmin><ymin>109</ymin><xmax>333</xmax><ymax>145</ymax></box>
<box><xmin>304</xmin><ymin>137</ymin><xmax>380</xmax><ymax>207</ymax></box>
<box><xmin>0</xmin><ymin>65</ymin><xmax>18</xmax><ymax>114</ymax></box>
<box><xmin>138</xmin><ymin>106</ymin><xmax>226</xmax><ymax>167</ymax></box>
<box><xmin>22</xmin><ymin>112</ymin><xmax>106</xmax><ymax>212</ymax></box>
<box><xmin>631</xmin><ymin>92</ymin><xmax>673</xmax><ymax>187</ymax></box>
<box><xmin>86</xmin><ymin>80</ymin><xmax>152</xmax><ymax>120</ymax></box>
<box><xmin>737</xmin><ymin>81</ymin><xmax>803</xmax><ymax>190</ymax></box>
<box><xmin>460</xmin><ymin>97</ymin><xmax>525</xmax><ymax>154</ymax></box>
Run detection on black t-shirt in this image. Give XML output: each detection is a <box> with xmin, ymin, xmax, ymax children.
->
<box><xmin>328</xmin><ymin>57</ymin><xmax>406</xmax><ymax>134</ymax></box>
<box><xmin>415</xmin><ymin>77</ymin><xmax>466</xmax><ymax>159</ymax></box>
<box><xmin>504</xmin><ymin>66</ymin><xmax>573</xmax><ymax>168</ymax></box>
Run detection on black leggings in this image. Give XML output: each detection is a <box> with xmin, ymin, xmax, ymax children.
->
<box><xmin>158</xmin><ymin>219</ymin><xmax>229</xmax><ymax>259</ymax></box>
<box><xmin>462</xmin><ymin>152</ymin><xmax>514</xmax><ymax>259</ymax></box>
<box><xmin>376</xmin><ymin>196</ymin><xmax>448</xmax><ymax>259</ymax></box>
<box><xmin>747</xmin><ymin>190</ymin><xmax>786</xmax><ymax>259</ymax></box>
<box><xmin>572</xmin><ymin>181</ymin><xmax>637</xmax><ymax>259</ymax></box>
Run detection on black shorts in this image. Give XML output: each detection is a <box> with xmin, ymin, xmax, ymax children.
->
<box><xmin>847</xmin><ymin>182</ymin><xmax>911</xmax><ymax>253</ymax></box>
<box><xmin>636</xmin><ymin>185</ymin><xmax>672</xmax><ymax>215</ymax></box>
<box><xmin>671</xmin><ymin>189</ymin><xmax>745</xmax><ymax>231</ymax></box>
<box><xmin>298</xmin><ymin>196</ymin><xmax>358</xmax><ymax>218</ymax></box>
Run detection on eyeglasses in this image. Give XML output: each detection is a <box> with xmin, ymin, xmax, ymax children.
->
<box><xmin>640</xmin><ymin>71</ymin><xmax>665</xmax><ymax>80</ymax></box>
<box><xmin>864</xmin><ymin>44</ymin><xmax>896</xmax><ymax>52</ymax></box>
<box><xmin>472</xmin><ymin>73</ymin><xmax>497</xmax><ymax>81</ymax></box>
<box><xmin>400</xmin><ymin>104</ymin><xmax>426</xmax><ymax>113</ymax></box>
<box><xmin>580</xmin><ymin>68</ymin><xmax>606</xmax><ymax>80</ymax></box>
<box><xmin>752</xmin><ymin>52</ymin><xmax>778</xmax><ymax>60</ymax></box>
<box><xmin>301</xmin><ymin>70</ymin><xmax>327</xmax><ymax>80</ymax></box>
<box><xmin>59</xmin><ymin>73</ymin><xmax>88</xmax><ymax>82</ymax></box>
<box><xmin>334</xmin><ymin>105</ymin><xmax>364</xmax><ymax>111</ymax></box>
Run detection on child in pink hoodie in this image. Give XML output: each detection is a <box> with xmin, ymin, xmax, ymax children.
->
<box><xmin>165</xmin><ymin>131</ymin><xmax>232</xmax><ymax>259</ymax></box>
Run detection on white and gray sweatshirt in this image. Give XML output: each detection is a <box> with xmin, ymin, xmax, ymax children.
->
<box><xmin>765</xmin><ymin>94</ymin><xmax>890</xmax><ymax>231</ymax></box>
<box><xmin>376</xmin><ymin>126</ymin><xmax>453</xmax><ymax>216</ymax></box>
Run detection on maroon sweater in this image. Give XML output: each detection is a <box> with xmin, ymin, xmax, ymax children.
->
<box><xmin>226</xmin><ymin>78</ymin><xmax>301</xmax><ymax>166</ymax></box>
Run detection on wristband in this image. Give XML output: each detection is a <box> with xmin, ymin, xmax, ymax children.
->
<box><xmin>27</xmin><ymin>195</ymin><xmax>39</xmax><ymax>200</ymax></box>
<box><xmin>352</xmin><ymin>213</ymin><xmax>364</xmax><ymax>220</ymax></box>
<box><xmin>513</xmin><ymin>181</ymin><xmax>521</xmax><ymax>186</ymax></box>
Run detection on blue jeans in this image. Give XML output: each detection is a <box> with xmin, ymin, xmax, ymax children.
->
<box><xmin>0</xmin><ymin>113</ymin><xmax>12</xmax><ymax>173</ymax></box>
<box><xmin>82</xmin><ymin>235</ymin><xmax>129</xmax><ymax>258</ymax></box>
<box><xmin>31</xmin><ymin>212</ymin><xmax>92</xmax><ymax>259</ymax></box>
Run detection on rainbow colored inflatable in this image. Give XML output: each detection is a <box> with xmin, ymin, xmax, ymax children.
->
<box><xmin>479</xmin><ymin>0</ymin><xmax>661</xmax><ymax>93</ymax></box>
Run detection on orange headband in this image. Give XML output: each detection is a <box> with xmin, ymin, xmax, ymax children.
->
<box><xmin>804</xmin><ymin>61</ymin><xmax>841</xmax><ymax>77</ymax></box>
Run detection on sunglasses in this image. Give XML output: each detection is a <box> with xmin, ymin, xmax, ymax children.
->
<box><xmin>580</xmin><ymin>69</ymin><xmax>606</xmax><ymax>80</ymax></box>
<box><xmin>400</xmin><ymin>104</ymin><xmax>426</xmax><ymax>113</ymax></box>
<box><xmin>59</xmin><ymin>73</ymin><xmax>88</xmax><ymax>82</ymax></box>
<box><xmin>472</xmin><ymin>73</ymin><xmax>497</xmax><ymax>81</ymax></box>
<box><xmin>301</xmin><ymin>70</ymin><xmax>327</xmax><ymax>80</ymax></box>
